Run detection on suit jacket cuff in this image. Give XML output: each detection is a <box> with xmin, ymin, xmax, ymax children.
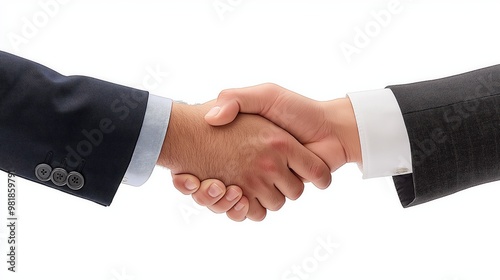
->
<box><xmin>388</xmin><ymin>64</ymin><xmax>500</xmax><ymax>207</ymax></box>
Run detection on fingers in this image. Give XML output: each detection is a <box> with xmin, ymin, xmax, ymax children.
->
<box><xmin>286</xmin><ymin>139</ymin><xmax>332</xmax><ymax>189</ymax></box>
<box><xmin>172</xmin><ymin>174</ymin><xmax>252</xmax><ymax>221</ymax></box>
<box><xmin>204</xmin><ymin>83</ymin><xmax>282</xmax><ymax>126</ymax></box>
<box><xmin>191</xmin><ymin>179</ymin><xmax>228</xmax><ymax>207</ymax></box>
<box><xmin>205</xmin><ymin>83</ymin><xmax>324</xmax><ymax>145</ymax></box>
<box><xmin>274</xmin><ymin>169</ymin><xmax>305</xmax><ymax>201</ymax></box>
<box><xmin>191</xmin><ymin>177</ymin><xmax>283</xmax><ymax>220</ymax></box>
<box><xmin>206</xmin><ymin>185</ymin><xmax>242</xmax><ymax>214</ymax></box>
<box><xmin>227</xmin><ymin>196</ymin><xmax>250</xmax><ymax>222</ymax></box>
<box><xmin>171</xmin><ymin>173</ymin><xmax>201</xmax><ymax>195</ymax></box>
<box><xmin>253</xmin><ymin>184</ymin><xmax>287</xmax><ymax>212</ymax></box>
<box><xmin>194</xmin><ymin>182</ymin><xmax>252</xmax><ymax>222</ymax></box>
<box><xmin>194</xmin><ymin>182</ymin><xmax>256</xmax><ymax>222</ymax></box>
<box><xmin>246</xmin><ymin>197</ymin><xmax>267</xmax><ymax>221</ymax></box>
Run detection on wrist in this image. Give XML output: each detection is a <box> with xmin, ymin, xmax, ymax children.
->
<box><xmin>324</xmin><ymin>97</ymin><xmax>362</xmax><ymax>165</ymax></box>
<box><xmin>157</xmin><ymin>102</ymin><xmax>200</xmax><ymax>171</ymax></box>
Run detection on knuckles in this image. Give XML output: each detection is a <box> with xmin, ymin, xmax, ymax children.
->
<box><xmin>217</xmin><ymin>89</ymin><xmax>233</xmax><ymax>100</ymax></box>
<box><xmin>260</xmin><ymin>132</ymin><xmax>289</xmax><ymax>153</ymax></box>
<box><xmin>257</xmin><ymin>157</ymin><xmax>280</xmax><ymax>174</ymax></box>
<box><xmin>260</xmin><ymin>82</ymin><xmax>282</xmax><ymax>93</ymax></box>
<box><xmin>269</xmin><ymin>137</ymin><xmax>289</xmax><ymax>152</ymax></box>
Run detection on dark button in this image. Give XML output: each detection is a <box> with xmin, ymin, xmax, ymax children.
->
<box><xmin>35</xmin><ymin>163</ymin><xmax>52</xmax><ymax>181</ymax></box>
<box><xmin>50</xmin><ymin>168</ymin><xmax>68</xmax><ymax>186</ymax></box>
<box><xmin>67</xmin><ymin>171</ymin><xmax>84</xmax><ymax>190</ymax></box>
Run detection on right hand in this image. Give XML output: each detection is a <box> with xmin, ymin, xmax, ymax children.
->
<box><xmin>204</xmin><ymin>83</ymin><xmax>362</xmax><ymax>172</ymax></box>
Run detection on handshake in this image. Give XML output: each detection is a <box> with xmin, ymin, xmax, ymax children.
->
<box><xmin>159</xmin><ymin>83</ymin><xmax>362</xmax><ymax>221</ymax></box>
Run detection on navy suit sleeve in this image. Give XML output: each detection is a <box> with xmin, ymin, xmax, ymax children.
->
<box><xmin>0</xmin><ymin>51</ymin><xmax>149</xmax><ymax>206</ymax></box>
<box><xmin>387</xmin><ymin>65</ymin><xmax>500</xmax><ymax>207</ymax></box>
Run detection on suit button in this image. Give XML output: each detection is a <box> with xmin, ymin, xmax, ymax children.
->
<box><xmin>51</xmin><ymin>168</ymin><xmax>68</xmax><ymax>186</ymax></box>
<box><xmin>67</xmin><ymin>171</ymin><xmax>84</xmax><ymax>190</ymax></box>
<box><xmin>35</xmin><ymin>163</ymin><xmax>52</xmax><ymax>181</ymax></box>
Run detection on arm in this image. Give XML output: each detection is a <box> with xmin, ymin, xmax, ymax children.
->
<box><xmin>0</xmin><ymin>51</ymin><xmax>331</xmax><ymax>220</ymax></box>
<box><xmin>387</xmin><ymin>65</ymin><xmax>500</xmax><ymax>207</ymax></box>
<box><xmin>0</xmin><ymin>51</ymin><xmax>149</xmax><ymax>205</ymax></box>
<box><xmin>0</xmin><ymin>51</ymin><xmax>248</xmax><ymax>219</ymax></box>
<box><xmin>195</xmin><ymin>67</ymin><xmax>500</xmax><ymax>208</ymax></box>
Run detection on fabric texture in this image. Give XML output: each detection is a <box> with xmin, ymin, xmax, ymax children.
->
<box><xmin>389</xmin><ymin>65</ymin><xmax>500</xmax><ymax>207</ymax></box>
<box><xmin>0</xmin><ymin>51</ymin><xmax>149</xmax><ymax>206</ymax></box>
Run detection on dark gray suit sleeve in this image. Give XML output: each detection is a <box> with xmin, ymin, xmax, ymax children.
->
<box><xmin>0</xmin><ymin>51</ymin><xmax>149</xmax><ymax>206</ymax></box>
<box><xmin>387</xmin><ymin>65</ymin><xmax>500</xmax><ymax>207</ymax></box>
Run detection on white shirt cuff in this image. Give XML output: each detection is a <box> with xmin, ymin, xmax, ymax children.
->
<box><xmin>122</xmin><ymin>94</ymin><xmax>172</xmax><ymax>186</ymax></box>
<box><xmin>346</xmin><ymin>88</ymin><xmax>412</xmax><ymax>179</ymax></box>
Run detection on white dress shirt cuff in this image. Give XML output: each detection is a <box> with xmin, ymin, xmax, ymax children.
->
<box><xmin>123</xmin><ymin>94</ymin><xmax>172</xmax><ymax>186</ymax></box>
<box><xmin>346</xmin><ymin>88</ymin><xmax>412</xmax><ymax>179</ymax></box>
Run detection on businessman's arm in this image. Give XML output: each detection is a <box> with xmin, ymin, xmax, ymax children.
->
<box><xmin>173</xmin><ymin>83</ymin><xmax>411</xmax><ymax>207</ymax></box>
<box><xmin>0</xmin><ymin>51</ymin><xmax>331</xmax><ymax>221</ymax></box>
<box><xmin>387</xmin><ymin>65</ymin><xmax>500</xmax><ymax>207</ymax></box>
<box><xmin>195</xmin><ymin>67</ymin><xmax>500</xmax><ymax>207</ymax></box>
<box><xmin>0</xmin><ymin>51</ymin><xmax>151</xmax><ymax>206</ymax></box>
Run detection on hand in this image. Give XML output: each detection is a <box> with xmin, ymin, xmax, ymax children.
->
<box><xmin>203</xmin><ymin>83</ymin><xmax>362</xmax><ymax>172</ymax></box>
<box><xmin>172</xmin><ymin>173</ymin><xmax>250</xmax><ymax>222</ymax></box>
<box><xmin>158</xmin><ymin>101</ymin><xmax>331</xmax><ymax>221</ymax></box>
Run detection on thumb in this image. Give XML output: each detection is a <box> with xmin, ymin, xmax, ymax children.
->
<box><xmin>204</xmin><ymin>99</ymin><xmax>241</xmax><ymax>126</ymax></box>
<box><xmin>204</xmin><ymin>83</ymin><xmax>281</xmax><ymax>126</ymax></box>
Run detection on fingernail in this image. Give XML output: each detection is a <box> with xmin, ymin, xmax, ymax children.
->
<box><xmin>234</xmin><ymin>202</ymin><xmax>245</xmax><ymax>211</ymax></box>
<box><xmin>205</xmin><ymin>106</ymin><xmax>221</xmax><ymax>118</ymax></box>
<box><xmin>208</xmin><ymin>183</ymin><xmax>223</xmax><ymax>198</ymax></box>
<box><xmin>225</xmin><ymin>188</ymin><xmax>239</xmax><ymax>201</ymax></box>
<box><xmin>185</xmin><ymin>180</ymin><xmax>197</xmax><ymax>191</ymax></box>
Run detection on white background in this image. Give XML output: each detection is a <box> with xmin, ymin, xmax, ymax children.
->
<box><xmin>1</xmin><ymin>0</ymin><xmax>500</xmax><ymax>279</ymax></box>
